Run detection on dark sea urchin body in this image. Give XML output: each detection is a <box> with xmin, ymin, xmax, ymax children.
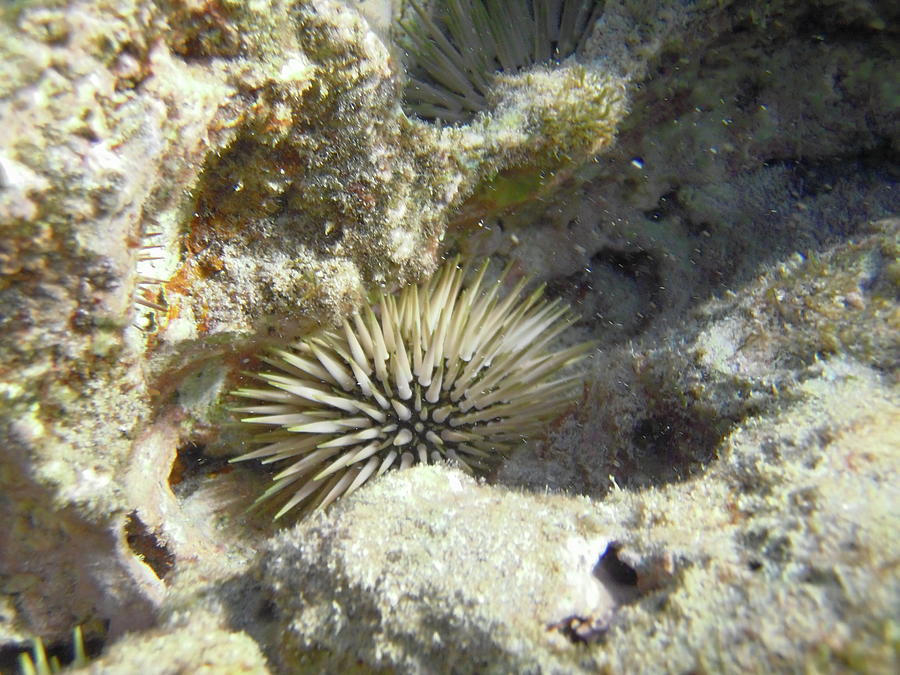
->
<box><xmin>232</xmin><ymin>259</ymin><xmax>593</xmax><ymax>519</ymax></box>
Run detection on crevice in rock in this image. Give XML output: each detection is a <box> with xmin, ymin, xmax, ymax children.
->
<box><xmin>168</xmin><ymin>441</ymin><xmax>232</xmax><ymax>500</ymax></box>
<box><xmin>548</xmin><ymin>543</ymin><xmax>648</xmax><ymax>645</ymax></box>
<box><xmin>124</xmin><ymin>512</ymin><xmax>175</xmax><ymax>582</ymax></box>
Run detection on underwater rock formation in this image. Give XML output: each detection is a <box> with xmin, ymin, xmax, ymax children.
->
<box><xmin>0</xmin><ymin>0</ymin><xmax>897</xmax><ymax>672</ymax></box>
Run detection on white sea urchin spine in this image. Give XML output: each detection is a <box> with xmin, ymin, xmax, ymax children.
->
<box><xmin>232</xmin><ymin>258</ymin><xmax>594</xmax><ymax>519</ymax></box>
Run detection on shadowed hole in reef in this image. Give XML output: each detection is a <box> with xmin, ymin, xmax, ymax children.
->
<box><xmin>548</xmin><ymin>543</ymin><xmax>643</xmax><ymax>645</ymax></box>
<box><xmin>217</xmin><ymin>574</ymin><xmax>281</xmax><ymax>658</ymax></box>
<box><xmin>625</xmin><ymin>410</ymin><xmax>722</xmax><ymax>488</ymax></box>
<box><xmin>125</xmin><ymin>512</ymin><xmax>175</xmax><ymax>581</ymax></box>
<box><xmin>166</xmin><ymin>440</ymin><xmax>274</xmax><ymax>524</ymax></box>
<box><xmin>595</xmin><ymin>542</ymin><xmax>639</xmax><ymax>588</ymax></box>
<box><xmin>546</xmin><ymin>247</ymin><xmax>662</xmax><ymax>345</ymax></box>
<box><xmin>168</xmin><ymin>441</ymin><xmax>232</xmax><ymax>500</ymax></box>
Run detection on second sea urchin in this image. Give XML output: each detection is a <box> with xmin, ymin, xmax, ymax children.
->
<box><xmin>232</xmin><ymin>258</ymin><xmax>593</xmax><ymax>519</ymax></box>
<box><xmin>400</xmin><ymin>0</ymin><xmax>606</xmax><ymax>122</ymax></box>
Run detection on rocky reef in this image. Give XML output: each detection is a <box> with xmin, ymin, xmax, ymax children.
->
<box><xmin>1</xmin><ymin>0</ymin><xmax>897</xmax><ymax>673</ymax></box>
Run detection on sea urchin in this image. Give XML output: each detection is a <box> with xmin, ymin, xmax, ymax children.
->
<box><xmin>400</xmin><ymin>0</ymin><xmax>606</xmax><ymax>122</ymax></box>
<box><xmin>232</xmin><ymin>258</ymin><xmax>593</xmax><ymax>519</ymax></box>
